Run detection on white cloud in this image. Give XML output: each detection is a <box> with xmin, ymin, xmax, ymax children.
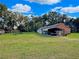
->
<box><xmin>52</xmin><ymin>6</ymin><xmax>79</xmax><ymax>13</ymax></box>
<box><xmin>68</xmin><ymin>16</ymin><xmax>77</xmax><ymax>19</ymax></box>
<box><xmin>28</xmin><ymin>0</ymin><xmax>61</xmax><ymax>5</ymax></box>
<box><xmin>61</xmin><ymin>6</ymin><xmax>79</xmax><ymax>13</ymax></box>
<box><xmin>9</xmin><ymin>4</ymin><xmax>31</xmax><ymax>13</ymax></box>
<box><xmin>52</xmin><ymin>7</ymin><xmax>62</xmax><ymax>11</ymax></box>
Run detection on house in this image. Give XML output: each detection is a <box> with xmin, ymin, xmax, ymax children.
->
<box><xmin>37</xmin><ymin>23</ymin><xmax>71</xmax><ymax>36</ymax></box>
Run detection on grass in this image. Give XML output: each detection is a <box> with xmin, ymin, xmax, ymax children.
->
<box><xmin>67</xmin><ymin>33</ymin><xmax>79</xmax><ymax>39</ymax></box>
<box><xmin>0</xmin><ymin>32</ymin><xmax>79</xmax><ymax>59</ymax></box>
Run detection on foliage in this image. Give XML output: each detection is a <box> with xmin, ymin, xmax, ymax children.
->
<box><xmin>0</xmin><ymin>3</ymin><xmax>79</xmax><ymax>33</ymax></box>
<box><xmin>0</xmin><ymin>3</ymin><xmax>7</xmax><ymax>13</ymax></box>
<box><xmin>18</xmin><ymin>24</ymin><xmax>26</xmax><ymax>32</ymax></box>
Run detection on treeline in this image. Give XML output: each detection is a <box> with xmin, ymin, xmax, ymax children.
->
<box><xmin>0</xmin><ymin>3</ymin><xmax>79</xmax><ymax>33</ymax></box>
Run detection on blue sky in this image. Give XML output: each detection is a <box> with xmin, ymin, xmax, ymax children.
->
<box><xmin>0</xmin><ymin>0</ymin><xmax>79</xmax><ymax>17</ymax></box>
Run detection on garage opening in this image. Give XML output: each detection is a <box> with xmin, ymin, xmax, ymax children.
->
<box><xmin>48</xmin><ymin>28</ymin><xmax>64</xmax><ymax>36</ymax></box>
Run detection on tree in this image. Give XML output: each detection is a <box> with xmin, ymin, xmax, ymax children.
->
<box><xmin>18</xmin><ymin>24</ymin><xmax>26</xmax><ymax>32</ymax></box>
<box><xmin>0</xmin><ymin>3</ymin><xmax>7</xmax><ymax>17</ymax></box>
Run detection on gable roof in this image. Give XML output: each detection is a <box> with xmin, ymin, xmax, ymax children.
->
<box><xmin>41</xmin><ymin>23</ymin><xmax>70</xmax><ymax>30</ymax></box>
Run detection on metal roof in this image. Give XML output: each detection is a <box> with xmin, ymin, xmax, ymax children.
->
<box><xmin>39</xmin><ymin>23</ymin><xmax>70</xmax><ymax>31</ymax></box>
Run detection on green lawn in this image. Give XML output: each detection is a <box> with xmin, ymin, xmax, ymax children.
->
<box><xmin>0</xmin><ymin>32</ymin><xmax>79</xmax><ymax>59</ymax></box>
